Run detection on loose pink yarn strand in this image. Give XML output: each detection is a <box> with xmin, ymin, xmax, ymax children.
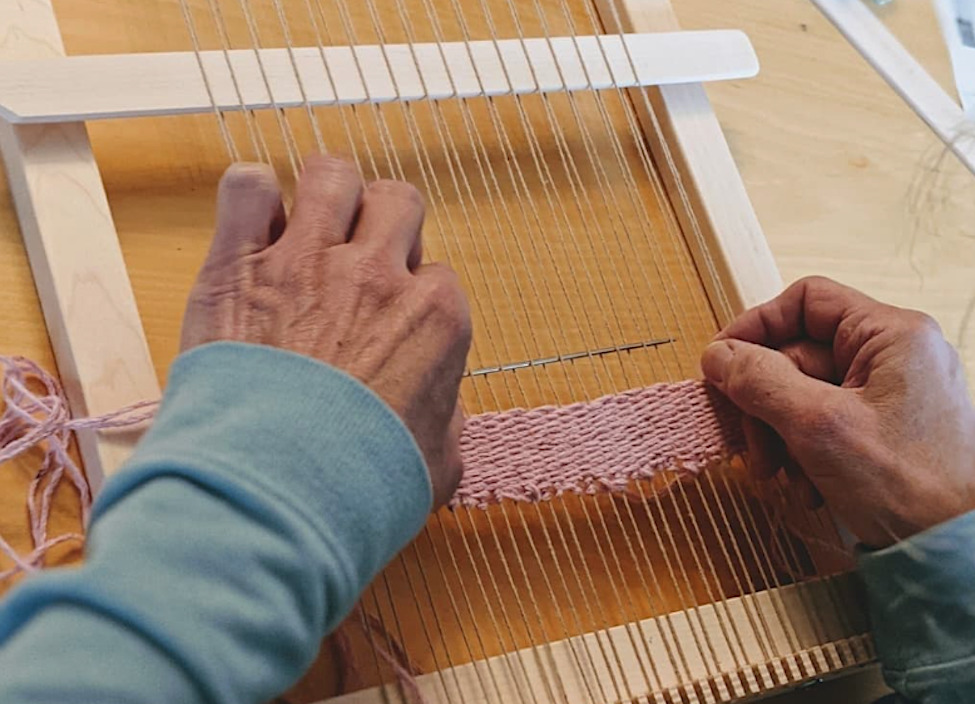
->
<box><xmin>0</xmin><ymin>355</ymin><xmax>157</xmax><ymax>581</ymax></box>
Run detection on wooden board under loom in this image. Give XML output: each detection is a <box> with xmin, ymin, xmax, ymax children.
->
<box><xmin>0</xmin><ymin>0</ymin><xmax>873</xmax><ymax>702</ymax></box>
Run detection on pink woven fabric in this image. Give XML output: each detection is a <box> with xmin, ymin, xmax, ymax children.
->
<box><xmin>452</xmin><ymin>380</ymin><xmax>745</xmax><ymax>509</ymax></box>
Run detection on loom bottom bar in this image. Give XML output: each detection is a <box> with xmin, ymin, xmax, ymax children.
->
<box><xmin>0</xmin><ymin>31</ymin><xmax>758</xmax><ymax>124</ymax></box>
<box><xmin>321</xmin><ymin>575</ymin><xmax>872</xmax><ymax>704</ymax></box>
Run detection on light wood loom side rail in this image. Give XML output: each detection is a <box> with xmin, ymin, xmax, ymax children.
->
<box><xmin>0</xmin><ymin>0</ymin><xmax>160</xmax><ymax>491</ymax></box>
<box><xmin>0</xmin><ymin>31</ymin><xmax>760</xmax><ymax>124</ymax></box>
<box><xmin>594</xmin><ymin>0</ymin><xmax>783</xmax><ymax>322</ymax></box>
<box><xmin>318</xmin><ymin>576</ymin><xmax>873</xmax><ymax>704</ymax></box>
<box><xmin>811</xmin><ymin>0</ymin><xmax>975</xmax><ymax>178</ymax></box>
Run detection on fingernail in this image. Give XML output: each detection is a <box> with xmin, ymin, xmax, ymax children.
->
<box><xmin>701</xmin><ymin>341</ymin><xmax>735</xmax><ymax>385</ymax></box>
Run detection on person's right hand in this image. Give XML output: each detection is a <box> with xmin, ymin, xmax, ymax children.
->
<box><xmin>701</xmin><ymin>276</ymin><xmax>975</xmax><ymax>548</ymax></box>
<box><xmin>180</xmin><ymin>155</ymin><xmax>472</xmax><ymax>509</ymax></box>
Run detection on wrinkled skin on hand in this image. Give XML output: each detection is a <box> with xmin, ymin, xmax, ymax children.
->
<box><xmin>181</xmin><ymin>155</ymin><xmax>472</xmax><ymax>509</ymax></box>
<box><xmin>702</xmin><ymin>276</ymin><xmax>975</xmax><ymax>548</ymax></box>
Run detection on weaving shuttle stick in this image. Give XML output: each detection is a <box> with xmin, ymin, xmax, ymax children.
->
<box><xmin>592</xmin><ymin>0</ymin><xmax>783</xmax><ymax>323</ymax></box>
<box><xmin>0</xmin><ymin>32</ymin><xmax>760</xmax><ymax>123</ymax></box>
<box><xmin>811</xmin><ymin>0</ymin><xmax>975</xmax><ymax>177</ymax></box>
<box><xmin>0</xmin><ymin>0</ymin><xmax>160</xmax><ymax>491</ymax></box>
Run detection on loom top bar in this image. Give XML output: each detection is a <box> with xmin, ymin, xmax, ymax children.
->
<box><xmin>0</xmin><ymin>31</ymin><xmax>758</xmax><ymax>124</ymax></box>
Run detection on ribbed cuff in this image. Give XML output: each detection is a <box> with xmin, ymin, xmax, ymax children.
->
<box><xmin>93</xmin><ymin>341</ymin><xmax>432</xmax><ymax>609</ymax></box>
<box><xmin>858</xmin><ymin>510</ymin><xmax>975</xmax><ymax>694</ymax></box>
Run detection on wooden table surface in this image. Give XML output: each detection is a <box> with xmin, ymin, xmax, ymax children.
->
<box><xmin>3</xmin><ymin>0</ymin><xmax>972</xmax><ymax>701</ymax></box>
<box><xmin>681</xmin><ymin>0</ymin><xmax>975</xmax><ymax>384</ymax></box>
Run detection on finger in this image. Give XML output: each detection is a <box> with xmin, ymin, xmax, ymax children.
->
<box><xmin>205</xmin><ymin>163</ymin><xmax>283</xmax><ymax>271</ymax></box>
<box><xmin>701</xmin><ymin>338</ymin><xmax>839</xmax><ymax>433</ymax></box>
<box><xmin>742</xmin><ymin>416</ymin><xmax>787</xmax><ymax>481</ymax></box>
<box><xmin>287</xmin><ymin>154</ymin><xmax>363</xmax><ymax>249</ymax></box>
<box><xmin>413</xmin><ymin>263</ymin><xmax>473</xmax><ymax>353</ymax></box>
<box><xmin>715</xmin><ymin>276</ymin><xmax>880</xmax><ymax>348</ymax></box>
<box><xmin>351</xmin><ymin>180</ymin><xmax>425</xmax><ymax>271</ymax></box>
<box><xmin>779</xmin><ymin>340</ymin><xmax>838</xmax><ymax>383</ymax></box>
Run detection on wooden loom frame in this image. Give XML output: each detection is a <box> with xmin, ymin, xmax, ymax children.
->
<box><xmin>0</xmin><ymin>0</ymin><xmax>874</xmax><ymax>701</ymax></box>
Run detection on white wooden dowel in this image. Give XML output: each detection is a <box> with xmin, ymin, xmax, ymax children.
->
<box><xmin>0</xmin><ymin>31</ymin><xmax>759</xmax><ymax>124</ymax></box>
<box><xmin>0</xmin><ymin>0</ymin><xmax>160</xmax><ymax>490</ymax></box>
<box><xmin>811</xmin><ymin>0</ymin><xmax>975</xmax><ymax>177</ymax></box>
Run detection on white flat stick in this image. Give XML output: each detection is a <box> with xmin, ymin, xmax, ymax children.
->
<box><xmin>0</xmin><ymin>31</ymin><xmax>758</xmax><ymax>124</ymax></box>
<box><xmin>811</xmin><ymin>0</ymin><xmax>975</xmax><ymax>177</ymax></box>
<box><xmin>0</xmin><ymin>0</ymin><xmax>160</xmax><ymax>490</ymax></box>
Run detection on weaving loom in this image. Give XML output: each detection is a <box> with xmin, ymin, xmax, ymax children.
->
<box><xmin>0</xmin><ymin>0</ymin><xmax>874</xmax><ymax>702</ymax></box>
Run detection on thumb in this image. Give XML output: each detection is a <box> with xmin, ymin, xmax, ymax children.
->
<box><xmin>701</xmin><ymin>339</ymin><xmax>837</xmax><ymax>433</ymax></box>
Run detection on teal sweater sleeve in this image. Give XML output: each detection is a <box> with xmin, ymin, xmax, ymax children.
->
<box><xmin>858</xmin><ymin>510</ymin><xmax>975</xmax><ymax>702</ymax></box>
<box><xmin>0</xmin><ymin>342</ymin><xmax>432</xmax><ymax>703</ymax></box>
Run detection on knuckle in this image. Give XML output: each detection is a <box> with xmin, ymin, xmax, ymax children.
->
<box><xmin>796</xmin><ymin>274</ymin><xmax>835</xmax><ymax>290</ymax></box>
<box><xmin>420</xmin><ymin>268</ymin><xmax>472</xmax><ymax>339</ymax></box>
<box><xmin>350</xmin><ymin>252</ymin><xmax>398</xmax><ymax>297</ymax></box>
<box><xmin>306</xmin><ymin>155</ymin><xmax>362</xmax><ymax>197</ymax></box>
<box><xmin>903</xmin><ymin>310</ymin><xmax>942</xmax><ymax>337</ymax></box>
<box><xmin>307</xmin><ymin>153</ymin><xmax>358</xmax><ymax>179</ymax></box>
<box><xmin>367</xmin><ymin>179</ymin><xmax>423</xmax><ymax>203</ymax></box>
<box><xmin>366</xmin><ymin>180</ymin><xmax>426</xmax><ymax>216</ymax></box>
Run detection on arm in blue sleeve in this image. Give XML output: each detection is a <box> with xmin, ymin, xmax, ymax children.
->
<box><xmin>0</xmin><ymin>341</ymin><xmax>432</xmax><ymax>703</ymax></box>
<box><xmin>858</xmin><ymin>511</ymin><xmax>975</xmax><ymax>703</ymax></box>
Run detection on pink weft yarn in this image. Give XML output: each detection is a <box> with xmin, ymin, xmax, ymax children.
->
<box><xmin>0</xmin><ymin>354</ymin><xmax>744</xmax><ymax>580</ymax></box>
<box><xmin>0</xmin><ymin>355</ymin><xmax>156</xmax><ymax>581</ymax></box>
<box><xmin>452</xmin><ymin>380</ymin><xmax>745</xmax><ymax>509</ymax></box>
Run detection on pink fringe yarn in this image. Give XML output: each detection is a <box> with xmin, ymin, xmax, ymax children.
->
<box><xmin>0</xmin><ymin>355</ymin><xmax>156</xmax><ymax>581</ymax></box>
<box><xmin>452</xmin><ymin>380</ymin><xmax>746</xmax><ymax>509</ymax></box>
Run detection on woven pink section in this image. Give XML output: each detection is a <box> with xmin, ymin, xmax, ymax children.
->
<box><xmin>452</xmin><ymin>380</ymin><xmax>745</xmax><ymax>509</ymax></box>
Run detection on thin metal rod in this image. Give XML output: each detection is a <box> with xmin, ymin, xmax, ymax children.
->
<box><xmin>464</xmin><ymin>338</ymin><xmax>675</xmax><ymax>378</ymax></box>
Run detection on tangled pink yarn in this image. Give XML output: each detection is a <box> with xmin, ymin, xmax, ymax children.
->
<box><xmin>0</xmin><ymin>355</ymin><xmax>156</xmax><ymax>582</ymax></box>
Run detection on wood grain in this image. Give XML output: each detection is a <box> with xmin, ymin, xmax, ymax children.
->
<box><xmin>0</xmin><ymin>0</ymin><xmax>160</xmax><ymax>492</ymax></box>
<box><xmin>810</xmin><ymin>0</ymin><xmax>975</xmax><ymax>176</ymax></box>
<box><xmin>676</xmin><ymin>0</ymin><xmax>975</xmax><ymax>391</ymax></box>
<box><xmin>594</xmin><ymin>0</ymin><xmax>783</xmax><ymax>321</ymax></box>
